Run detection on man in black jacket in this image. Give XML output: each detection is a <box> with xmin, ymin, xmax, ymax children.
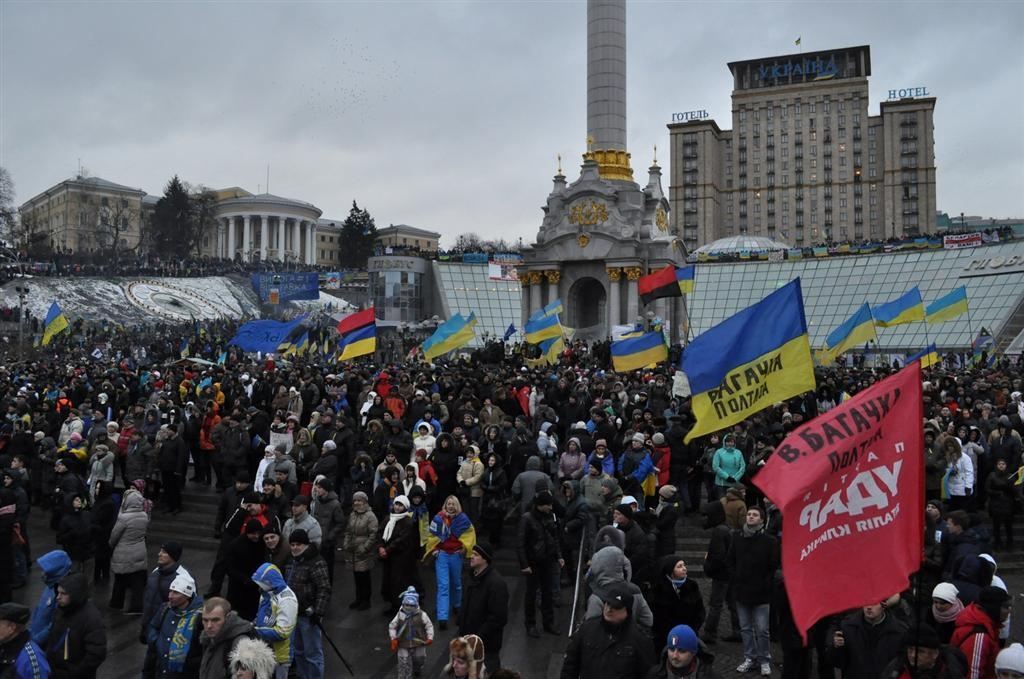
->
<box><xmin>727</xmin><ymin>506</ymin><xmax>778</xmax><ymax>676</ymax></box>
<box><xmin>156</xmin><ymin>424</ymin><xmax>188</xmax><ymax>514</ymax></box>
<box><xmin>699</xmin><ymin>501</ymin><xmax>740</xmax><ymax>644</ymax></box>
<box><xmin>828</xmin><ymin>601</ymin><xmax>908</xmax><ymax>679</ymax></box>
<box><xmin>560</xmin><ymin>583</ymin><xmax>655</xmax><ymax>679</ymax></box>
<box><xmin>613</xmin><ymin>503</ymin><xmax>651</xmax><ymax>590</ymax></box>
<box><xmin>458</xmin><ymin>542</ymin><xmax>509</xmax><ymax>671</ymax></box>
<box><xmin>47</xmin><ymin>573</ymin><xmax>107</xmax><ymax>679</ymax></box>
<box><xmin>517</xmin><ymin>491</ymin><xmax>564</xmax><ymax>638</ymax></box>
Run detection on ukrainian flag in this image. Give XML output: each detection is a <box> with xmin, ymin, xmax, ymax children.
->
<box><xmin>179</xmin><ymin>338</ymin><xmax>190</xmax><ymax>358</ymax></box>
<box><xmin>524</xmin><ymin>313</ymin><xmax>563</xmax><ymax>344</ymax></box>
<box><xmin>337</xmin><ymin>307</ymin><xmax>377</xmax><ymax>361</ymax></box>
<box><xmin>294</xmin><ymin>332</ymin><xmax>310</xmax><ymax>355</ymax></box>
<box><xmin>611</xmin><ymin>331</ymin><xmax>667</xmax><ymax>373</ymax></box>
<box><xmin>873</xmin><ymin>287</ymin><xmax>925</xmax><ymax>327</ymax></box>
<box><xmin>529</xmin><ymin>299</ymin><xmax>563</xmax><ymax>323</ymax></box>
<box><xmin>826</xmin><ymin>303</ymin><xmax>877</xmax><ymax>357</ymax></box>
<box><xmin>926</xmin><ymin>286</ymin><xmax>968</xmax><ymax>324</ymax></box>
<box><xmin>907</xmin><ymin>343</ymin><xmax>941</xmax><ymax>369</ymax></box>
<box><xmin>422</xmin><ymin>313</ymin><xmax>477</xmax><ymax>361</ymax></box>
<box><xmin>540</xmin><ymin>335</ymin><xmax>564</xmax><ymax>365</ymax></box>
<box><xmin>682</xmin><ymin>279</ymin><xmax>815</xmax><ymax>443</ymax></box>
<box><xmin>41</xmin><ymin>302</ymin><xmax>69</xmax><ymax>346</ymax></box>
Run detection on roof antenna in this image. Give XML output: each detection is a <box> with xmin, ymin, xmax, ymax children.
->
<box><xmin>266</xmin><ymin>164</ymin><xmax>270</xmax><ymax>194</ymax></box>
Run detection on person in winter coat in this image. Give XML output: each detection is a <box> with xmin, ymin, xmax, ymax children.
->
<box><xmin>432</xmin><ymin>434</ymin><xmax>461</xmax><ymax>514</ymax></box>
<box><xmin>561</xmin><ymin>480</ymin><xmax>595</xmax><ymax>575</ymax></box>
<box><xmin>581</xmin><ymin>459</ymin><xmax>610</xmax><ymax>507</ymax></box>
<box><xmin>618</xmin><ymin>433</ymin><xmax>657</xmax><ymax>502</ymax></box>
<box><xmin>727</xmin><ymin>507</ymin><xmax>778</xmax><ymax>674</ymax></box>
<box><xmin>517</xmin><ymin>490</ymin><xmax>563</xmax><ymax>638</ymax></box>
<box><xmin>560</xmin><ymin>583</ymin><xmax>656</xmax><ymax>679</ymax></box>
<box><xmin>86</xmin><ymin>445</ymin><xmax>115</xmax><ymax>501</ymax></box>
<box><xmin>511</xmin><ymin>455</ymin><xmax>552</xmax><ymax>517</ymax></box>
<box><xmin>251</xmin><ymin>564</ymin><xmax>298</xmax><ymax>676</ymax></box>
<box><xmin>458</xmin><ymin>542</ymin><xmax>509</xmax><ymax>672</ymax></box>
<box><xmin>425</xmin><ymin>496</ymin><xmax>476</xmax><ymax>630</ymax></box>
<box><xmin>378</xmin><ymin>495</ymin><xmax>421</xmax><ymax>616</ymax></box>
<box><xmin>90</xmin><ymin>482</ymin><xmax>116</xmax><ymax>583</ymax></box>
<box><xmin>536</xmin><ymin>422</ymin><xmax>559</xmax><ymax>471</ymax></box>
<box><xmin>341</xmin><ymin>491</ymin><xmax>378</xmax><ymax>610</ymax></box>
<box><xmin>310</xmin><ymin>478</ymin><xmax>344</xmax><ymax>583</ymax></box>
<box><xmin>388</xmin><ymin>586</ymin><xmax>435</xmax><ymax>679</ymax></box>
<box><xmin>650</xmin><ymin>433</ymin><xmax>673</xmax><ymax>490</ymax></box>
<box><xmin>649</xmin><ymin>555</ymin><xmax>706</xmax><ymax>650</ymax></box>
<box><xmin>349</xmin><ymin>452</ymin><xmax>374</xmax><ymax>501</ymax></box>
<box><xmin>142</xmin><ymin>572</ymin><xmax>204</xmax><ymax>679</ymax></box>
<box><xmin>827</xmin><ymin>601</ymin><xmax>908</xmax><ymax>679</ymax></box>
<box><xmin>698</xmin><ymin>501</ymin><xmax>740</xmax><ymax>645</ymax></box>
<box><xmin>985</xmin><ymin>458</ymin><xmax>1018</xmax><ymax>549</ymax></box>
<box><xmin>198</xmin><ymin>597</ymin><xmax>254</xmax><ymax>679</ymax></box>
<box><xmin>646</xmin><ymin>625</ymin><xmax>722</xmax><ymax>679</ymax></box>
<box><xmin>557</xmin><ymin>438</ymin><xmax>587</xmax><ymax>482</ymax></box>
<box><xmin>142</xmin><ymin>543</ymin><xmax>193</xmax><ymax>643</ymax></box>
<box><xmin>949</xmin><ymin>586</ymin><xmax>1010</xmax><ymax>679</ymax></box>
<box><xmin>222</xmin><ymin>521</ymin><xmax>267</xmax><ymax>622</ymax></box>
<box><xmin>613</xmin><ymin>503</ymin><xmax>652</xmax><ymax>589</ymax></box>
<box><xmin>456</xmin><ymin>446</ymin><xmax>485</xmax><ymax>524</ymax></box>
<box><xmin>29</xmin><ymin>550</ymin><xmax>72</xmax><ymax>646</ymax></box>
<box><xmin>0</xmin><ymin>602</ymin><xmax>50</xmax><ymax>679</ymax></box>
<box><xmin>480</xmin><ymin>453</ymin><xmax>508</xmax><ymax>547</ymax></box>
<box><xmin>585</xmin><ymin>527</ymin><xmax>654</xmax><ymax>633</ymax></box>
<box><xmin>46</xmin><ymin>573</ymin><xmax>107</xmax><ymax>679</ymax></box>
<box><xmin>587</xmin><ymin>439</ymin><xmax>616</xmax><ymax>476</ymax></box>
<box><xmin>56</xmin><ymin>493</ymin><xmax>93</xmax><ymax>572</ymax></box>
<box><xmin>652</xmin><ymin>485</ymin><xmax>681</xmax><ymax>557</ymax></box>
<box><xmin>442</xmin><ymin>634</ymin><xmax>488</xmax><ymax>679</ymax></box>
<box><xmin>711</xmin><ymin>435</ymin><xmax>745</xmax><ymax>500</ymax></box>
<box><xmin>283</xmin><ymin>530</ymin><xmax>330</xmax><ymax>679</ymax></box>
<box><xmin>109</xmin><ymin>489</ymin><xmax>149</xmax><ymax>613</ymax></box>
<box><xmin>720</xmin><ymin>484</ymin><xmax>747</xmax><ymax>531</ymax></box>
<box><xmin>879</xmin><ymin>624</ymin><xmax>966</xmax><ymax>679</ymax></box>
<box><xmin>944</xmin><ymin>438</ymin><xmax>975</xmax><ymax>511</ymax></box>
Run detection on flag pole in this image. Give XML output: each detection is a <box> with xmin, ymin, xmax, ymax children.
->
<box><xmin>964</xmin><ymin>292</ymin><xmax>974</xmax><ymax>365</ymax></box>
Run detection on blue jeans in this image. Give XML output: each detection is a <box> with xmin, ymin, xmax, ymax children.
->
<box><xmin>293</xmin><ymin>615</ymin><xmax>324</xmax><ymax>679</ymax></box>
<box><xmin>435</xmin><ymin>551</ymin><xmax>463</xmax><ymax>621</ymax></box>
<box><xmin>737</xmin><ymin>603</ymin><xmax>771</xmax><ymax>664</ymax></box>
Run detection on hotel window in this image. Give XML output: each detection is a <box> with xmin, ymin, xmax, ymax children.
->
<box><xmin>795</xmin><ymin>103</ymin><xmax>801</xmax><ymax>115</ymax></box>
<box><xmin>809</xmin><ymin>103</ymin><xmax>816</xmax><ymax>113</ymax></box>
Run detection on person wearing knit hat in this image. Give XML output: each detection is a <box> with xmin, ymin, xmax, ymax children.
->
<box><xmin>443</xmin><ymin>634</ymin><xmax>486</xmax><ymax>679</ymax></box>
<box><xmin>950</xmin><ymin>585</ymin><xmax>1009</xmax><ymax>679</ymax></box>
<box><xmin>0</xmin><ymin>602</ymin><xmax>47</xmax><ymax>679</ymax></box>
<box><xmin>519</xmin><ymin>483</ymin><xmax>563</xmax><ymax>638</ymax></box>
<box><xmin>619</xmin><ymin>432</ymin><xmax>656</xmax><ymax>504</ymax></box>
<box><xmin>588</xmin><ymin>438</ymin><xmax>615</xmax><ymax>476</ymax></box>
<box><xmin>929</xmin><ymin>582</ymin><xmax>963</xmax><ymax>643</ymax></box>
<box><xmin>145</xmin><ymin>570</ymin><xmax>203</xmax><ymax>679</ymax></box>
<box><xmin>996</xmin><ymin>643</ymin><xmax>1024</xmax><ymax>673</ymax></box>
<box><xmin>388</xmin><ymin>586</ymin><xmax>434</xmax><ymax>679</ymax></box>
<box><xmin>645</xmin><ymin>624</ymin><xmax>710</xmax><ymax>679</ymax></box>
<box><xmin>879</xmin><ymin>622</ymin><xmax>969</xmax><ymax>679</ymax></box>
<box><xmin>561</xmin><ymin>581</ymin><xmax>655</xmax><ymax>677</ymax></box>
<box><xmin>460</xmin><ymin>540</ymin><xmax>509</xmax><ymax>671</ymax></box>
<box><xmin>342</xmin><ymin>490</ymin><xmax>377</xmax><ymax>611</ymax></box>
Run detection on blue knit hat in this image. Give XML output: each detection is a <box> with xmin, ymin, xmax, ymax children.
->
<box><xmin>667</xmin><ymin>624</ymin><xmax>699</xmax><ymax>653</ymax></box>
<box><xmin>401</xmin><ymin>586</ymin><xmax>419</xmax><ymax>607</ymax></box>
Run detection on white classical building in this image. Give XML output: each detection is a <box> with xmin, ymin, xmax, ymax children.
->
<box><xmin>212</xmin><ymin>191</ymin><xmax>323</xmax><ymax>264</ymax></box>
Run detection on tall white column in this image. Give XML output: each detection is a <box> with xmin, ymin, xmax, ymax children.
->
<box><xmin>242</xmin><ymin>215</ymin><xmax>252</xmax><ymax>262</ymax></box>
<box><xmin>625</xmin><ymin>269</ymin><xmax>640</xmax><ymax>326</ymax></box>
<box><xmin>607</xmin><ymin>269</ymin><xmax>621</xmax><ymax>327</ymax></box>
<box><xmin>293</xmin><ymin>220</ymin><xmax>302</xmax><ymax>264</ymax></box>
<box><xmin>277</xmin><ymin>217</ymin><xmax>286</xmax><ymax>262</ymax></box>
<box><xmin>530</xmin><ymin>274</ymin><xmax>542</xmax><ymax>314</ymax></box>
<box><xmin>226</xmin><ymin>216</ymin><xmax>236</xmax><ymax>260</ymax></box>
<box><xmin>307</xmin><ymin>223</ymin><xmax>316</xmax><ymax>265</ymax></box>
<box><xmin>259</xmin><ymin>215</ymin><xmax>268</xmax><ymax>262</ymax></box>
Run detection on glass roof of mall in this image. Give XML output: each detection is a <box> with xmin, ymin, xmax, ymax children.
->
<box><xmin>433</xmin><ymin>262</ymin><xmax>521</xmax><ymax>346</ymax></box>
<box><xmin>687</xmin><ymin>241</ymin><xmax>1024</xmax><ymax>351</ymax></box>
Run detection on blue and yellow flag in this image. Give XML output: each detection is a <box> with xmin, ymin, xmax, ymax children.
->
<box><xmin>422</xmin><ymin>313</ymin><xmax>477</xmax><ymax>361</ymax></box>
<box><xmin>682</xmin><ymin>279</ymin><xmax>815</xmax><ymax>443</ymax></box>
<box><xmin>874</xmin><ymin>287</ymin><xmax>925</xmax><ymax>327</ymax></box>
<box><xmin>826</xmin><ymin>303</ymin><xmax>877</xmax><ymax>358</ymax></box>
<box><xmin>972</xmin><ymin>328</ymin><xmax>994</xmax><ymax>364</ymax></box>
<box><xmin>524</xmin><ymin>313</ymin><xmax>563</xmax><ymax>344</ymax></box>
<box><xmin>907</xmin><ymin>343</ymin><xmax>941</xmax><ymax>369</ymax></box>
<box><xmin>294</xmin><ymin>332</ymin><xmax>310</xmax><ymax>355</ymax></box>
<box><xmin>529</xmin><ymin>299</ymin><xmax>563</xmax><ymax>323</ymax></box>
<box><xmin>41</xmin><ymin>302</ymin><xmax>69</xmax><ymax>346</ymax></box>
<box><xmin>536</xmin><ymin>335</ymin><xmax>565</xmax><ymax>366</ymax></box>
<box><xmin>925</xmin><ymin>286</ymin><xmax>968</xmax><ymax>324</ymax></box>
<box><xmin>611</xmin><ymin>331</ymin><xmax>667</xmax><ymax>372</ymax></box>
<box><xmin>217</xmin><ymin>351</ymin><xmax>227</xmax><ymax>366</ymax></box>
<box><xmin>179</xmin><ymin>338</ymin><xmax>190</xmax><ymax>359</ymax></box>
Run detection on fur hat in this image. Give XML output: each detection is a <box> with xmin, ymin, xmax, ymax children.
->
<box><xmin>229</xmin><ymin>638</ymin><xmax>278</xmax><ymax>679</ymax></box>
<box><xmin>445</xmin><ymin>635</ymin><xmax>486</xmax><ymax>679</ymax></box>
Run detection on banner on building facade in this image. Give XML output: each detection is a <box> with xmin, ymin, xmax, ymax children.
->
<box><xmin>251</xmin><ymin>273</ymin><xmax>320</xmax><ymax>302</ymax></box>
<box><xmin>943</xmin><ymin>232</ymin><xmax>983</xmax><ymax>249</ymax></box>
<box><xmin>488</xmin><ymin>261</ymin><xmax>520</xmax><ymax>281</ymax></box>
<box><xmin>753</xmin><ymin>363</ymin><xmax>923</xmax><ymax>642</ymax></box>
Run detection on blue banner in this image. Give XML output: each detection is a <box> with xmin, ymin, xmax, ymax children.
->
<box><xmin>251</xmin><ymin>273</ymin><xmax>320</xmax><ymax>302</ymax></box>
<box><xmin>227</xmin><ymin>317</ymin><xmax>306</xmax><ymax>353</ymax></box>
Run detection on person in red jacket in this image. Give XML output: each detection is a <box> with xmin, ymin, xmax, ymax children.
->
<box><xmin>950</xmin><ymin>586</ymin><xmax>1010</xmax><ymax>679</ymax></box>
<box><xmin>651</xmin><ymin>433</ymin><xmax>671</xmax><ymax>489</ymax></box>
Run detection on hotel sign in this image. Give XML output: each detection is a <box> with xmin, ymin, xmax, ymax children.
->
<box><xmin>960</xmin><ymin>254</ymin><xmax>1024</xmax><ymax>278</ymax></box>
<box><xmin>671</xmin><ymin>110</ymin><xmax>709</xmax><ymax>123</ymax></box>
<box><xmin>887</xmin><ymin>87</ymin><xmax>929</xmax><ymax>100</ymax></box>
<box><xmin>756</xmin><ymin>55</ymin><xmax>839</xmax><ymax>85</ymax></box>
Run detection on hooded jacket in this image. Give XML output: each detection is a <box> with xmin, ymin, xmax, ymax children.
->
<box><xmin>109</xmin><ymin>491</ymin><xmax>149</xmax><ymax>574</ymax></box>
<box><xmin>47</xmin><ymin>573</ymin><xmax>107</xmax><ymax>679</ymax></box>
<box><xmin>511</xmin><ymin>456</ymin><xmax>551</xmax><ymax>514</ymax></box>
<box><xmin>949</xmin><ymin>603</ymin><xmax>1001</xmax><ymax>679</ymax></box>
<box><xmin>251</xmin><ymin>564</ymin><xmax>298</xmax><ymax>665</ymax></box>
<box><xmin>30</xmin><ymin>550</ymin><xmax>72</xmax><ymax>645</ymax></box>
<box><xmin>649</xmin><ymin>555</ymin><xmax>706</xmax><ymax>648</ymax></box>
<box><xmin>585</xmin><ymin>544</ymin><xmax>654</xmax><ymax>631</ymax></box>
<box><xmin>199</xmin><ymin>612</ymin><xmax>254</xmax><ymax>679</ymax></box>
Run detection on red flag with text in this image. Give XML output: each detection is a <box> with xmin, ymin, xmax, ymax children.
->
<box><xmin>754</xmin><ymin>362</ymin><xmax>923</xmax><ymax>643</ymax></box>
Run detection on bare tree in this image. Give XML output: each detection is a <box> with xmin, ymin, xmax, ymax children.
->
<box><xmin>0</xmin><ymin>167</ymin><xmax>16</xmax><ymax>246</ymax></box>
<box><xmin>188</xmin><ymin>185</ymin><xmax>219</xmax><ymax>257</ymax></box>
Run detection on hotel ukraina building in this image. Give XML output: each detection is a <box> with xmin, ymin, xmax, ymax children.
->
<box><xmin>668</xmin><ymin>45</ymin><xmax>937</xmax><ymax>250</ymax></box>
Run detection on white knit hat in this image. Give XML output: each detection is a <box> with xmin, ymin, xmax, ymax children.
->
<box><xmin>996</xmin><ymin>643</ymin><xmax>1024</xmax><ymax>672</ymax></box>
<box><xmin>169</xmin><ymin>572</ymin><xmax>196</xmax><ymax>598</ymax></box>
<box><xmin>931</xmin><ymin>582</ymin><xmax>959</xmax><ymax>604</ymax></box>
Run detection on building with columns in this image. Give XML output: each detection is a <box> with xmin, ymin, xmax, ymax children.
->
<box><xmin>520</xmin><ymin>0</ymin><xmax>682</xmax><ymax>341</ymax></box>
<box><xmin>209</xmin><ymin>189</ymin><xmax>323</xmax><ymax>265</ymax></box>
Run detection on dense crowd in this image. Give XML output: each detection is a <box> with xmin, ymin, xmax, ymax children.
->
<box><xmin>0</xmin><ymin>320</ymin><xmax>1023</xmax><ymax>679</ymax></box>
<box><xmin>0</xmin><ymin>255</ymin><xmax>330</xmax><ymax>283</ymax></box>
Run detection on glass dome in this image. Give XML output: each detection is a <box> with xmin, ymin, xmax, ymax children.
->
<box><xmin>692</xmin><ymin>235</ymin><xmax>790</xmax><ymax>256</ymax></box>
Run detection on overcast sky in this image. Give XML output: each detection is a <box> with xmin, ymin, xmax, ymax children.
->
<box><xmin>2</xmin><ymin>1</ymin><xmax>1022</xmax><ymax>247</ymax></box>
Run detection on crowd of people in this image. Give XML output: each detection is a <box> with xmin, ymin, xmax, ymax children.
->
<box><xmin>0</xmin><ymin>254</ymin><xmax>332</xmax><ymax>283</ymax></box>
<box><xmin>0</xmin><ymin>313</ymin><xmax>1023</xmax><ymax>679</ymax></box>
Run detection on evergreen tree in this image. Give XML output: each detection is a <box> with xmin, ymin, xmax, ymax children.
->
<box><xmin>153</xmin><ymin>175</ymin><xmax>192</xmax><ymax>258</ymax></box>
<box><xmin>340</xmin><ymin>200</ymin><xmax>377</xmax><ymax>268</ymax></box>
